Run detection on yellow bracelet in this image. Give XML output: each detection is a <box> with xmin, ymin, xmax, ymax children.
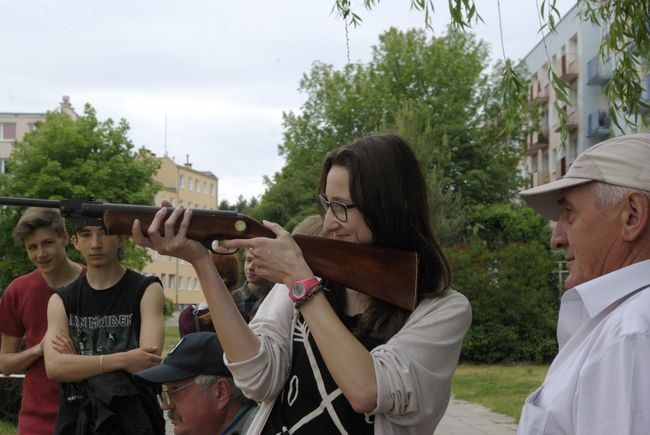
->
<box><xmin>99</xmin><ymin>355</ymin><xmax>104</xmax><ymax>373</ymax></box>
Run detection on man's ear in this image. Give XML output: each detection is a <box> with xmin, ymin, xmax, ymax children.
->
<box><xmin>212</xmin><ymin>378</ymin><xmax>232</xmax><ymax>409</ymax></box>
<box><xmin>620</xmin><ymin>191</ymin><xmax>650</xmax><ymax>241</ymax></box>
<box><xmin>71</xmin><ymin>234</ymin><xmax>79</xmax><ymax>250</ymax></box>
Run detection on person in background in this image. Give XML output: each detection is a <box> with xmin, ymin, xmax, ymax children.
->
<box><xmin>44</xmin><ymin>224</ymin><xmax>165</xmax><ymax>434</ymax></box>
<box><xmin>134</xmin><ymin>332</ymin><xmax>257</xmax><ymax>435</ymax></box>
<box><xmin>133</xmin><ymin>133</ymin><xmax>472</xmax><ymax>434</ymax></box>
<box><xmin>0</xmin><ymin>208</ymin><xmax>85</xmax><ymax>435</ymax></box>
<box><xmin>230</xmin><ymin>249</ymin><xmax>274</xmax><ymax>320</ymax></box>
<box><xmin>291</xmin><ymin>214</ymin><xmax>325</xmax><ymax>237</ymax></box>
<box><xmin>517</xmin><ymin>134</ymin><xmax>650</xmax><ymax>435</ymax></box>
<box><xmin>178</xmin><ymin>251</ymin><xmax>242</xmax><ymax>335</ymax></box>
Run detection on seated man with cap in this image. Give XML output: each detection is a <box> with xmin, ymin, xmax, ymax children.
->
<box><xmin>134</xmin><ymin>332</ymin><xmax>257</xmax><ymax>435</ymax></box>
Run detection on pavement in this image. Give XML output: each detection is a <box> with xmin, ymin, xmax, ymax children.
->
<box><xmin>436</xmin><ymin>398</ymin><xmax>518</xmax><ymax>435</ymax></box>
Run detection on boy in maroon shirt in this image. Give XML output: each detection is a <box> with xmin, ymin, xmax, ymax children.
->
<box><xmin>0</xmin><ymin>208</ymin><xmax>84</xmax><ymax>434</ymax></box>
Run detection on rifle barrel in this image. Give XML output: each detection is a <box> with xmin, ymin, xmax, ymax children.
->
<box><xmin>0</xmin><ymin>196</ymin><xmax>62</xmax><ymax>208</ymax></box>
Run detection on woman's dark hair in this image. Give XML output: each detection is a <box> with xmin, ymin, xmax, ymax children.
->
<box><xmin>317</xmin><ymin>133</ymin><xmax>451</xmax><ymax>341</ymax></box>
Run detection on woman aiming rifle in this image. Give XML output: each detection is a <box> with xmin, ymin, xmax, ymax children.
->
<box><xmin>133</xmin><ymin>133</ymin><xmax>471</xmax><ymax>434</ymax></box>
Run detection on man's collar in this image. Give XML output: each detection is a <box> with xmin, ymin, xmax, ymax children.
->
<box><xmin>571</xmin><ymin>260</ymin><xmax>650</xmax><ymax>318</ymax></box>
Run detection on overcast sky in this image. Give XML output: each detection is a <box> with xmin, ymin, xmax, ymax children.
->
<box><xmin>2</xmin><ymin>0</ymin><xmax>575</xmax><ymax>203</ymax></box>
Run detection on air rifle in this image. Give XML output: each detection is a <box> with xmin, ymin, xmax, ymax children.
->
<box><xmin>0</xmin><ymin>197</ymin><xmax>419</xmax><ymax>310</ymax></box>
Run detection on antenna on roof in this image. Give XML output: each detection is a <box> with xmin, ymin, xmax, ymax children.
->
<box><xmin>164</xmin><ymin>114</ymin><xmax>168</xmax><ymax>157</ymax></box>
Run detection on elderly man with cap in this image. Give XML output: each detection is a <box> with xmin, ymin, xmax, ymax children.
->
<box><xmin>517</xmin><ymin>133</ymin><xmax>650</xmax><ymax>435</ymax></box>
<box><xmin>134</xmin><ymin>332</ymin><xmax>257</xmax><ymax>435</ymax></box>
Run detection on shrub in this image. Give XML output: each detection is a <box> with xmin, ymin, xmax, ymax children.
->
<box><xmin>0</xmin><ymin>376</ymin><xmax>21</xmax><ymax>424</ymax></box>
<box><xmin>447</xmin><ymin>240</ymin><xmax>559</xmax><ymax>363</ymax></box>
<box><xmin>163</xmin><ymin>297</ymin><xmax>175</xmax><ymax>317</ymax></box>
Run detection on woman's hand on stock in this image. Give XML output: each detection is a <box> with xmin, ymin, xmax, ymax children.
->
<box><xmin>131</xmin><ymin>202</ymin><xmax>208</xmax><ymax>264</ymax></box>
<box><xmin>221</xmin><ymin>220</ymin><xmax>313</xmax><ymax>286</ymax></box>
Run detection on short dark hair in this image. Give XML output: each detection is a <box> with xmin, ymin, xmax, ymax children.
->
<box><xmin>13</xmin><ymin>207</ymin><xmax>66</xmax><ymax>245</ymax></box>
<box><xmin>317</xmin><ymin>133</ymin><xmax>451</xmax><ymax>340</ymax></box>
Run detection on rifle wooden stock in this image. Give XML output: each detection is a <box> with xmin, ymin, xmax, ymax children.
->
<box><xmin>103</xmin><ymin>208</ymin><xmax>419</xmax><ymax>310</ymax></box>
<box><xmin>0</xmin><ymin>197</ymin><xmax>419</xmax><ymax>310</ymax></box>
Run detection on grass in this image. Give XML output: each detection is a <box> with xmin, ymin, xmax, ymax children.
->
<box><xmin>164</xmin><ymin>325</ymin><xmax>181</xmax><ymax>357</ymax></box>
<box><xmin>0</xmin><ymin>420</ymin><xmax>16</xmax><ymax>435</ymax></box>
<box><xmin>451</xmin><ymin>363</ymin><xmax>549</xmax><ymax>422</ymax></box>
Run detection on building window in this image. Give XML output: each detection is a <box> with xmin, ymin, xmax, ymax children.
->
<box><xmin>203</xmin><ymin>181</ymin><xmax>208</xmax><ymax>194</ymax></box>
<box><xmin>194</xmin><ymin>179</ymin><xmax>199</xmax><ymax>191</ymax></box>
<box><xmin>168</xmin><ymin>274</ymin><xmax>176</xmax><ymax>289</ymax></box>
<box><xmin>160</xmin><ymin>274</ymin><xmax>166</xmax><ymax>286</ymax></box>
<box><xmin>194</xmin><ymin>278</ymin><xmax>199</xmax><ymax>290</ymax></box>
<box><xmin>210</xmin><ymin>184</ymin><xmax>214</xmax><ymax>196</ymax></box>
<box><xmin>178</xmin><ymin>276</ymin><xmax>184</xmax><ymax>289</ymax></box>
<box><xmin>0</xmin><ymin>123</ymin><xmax>17</xmax><ymax>141</ymax></box>
<box><xmin>179</xmin><ymin>174</ymin><xmax>185</xmax><ymax>188</ymax></box>
<box><xmin>0</xmin><ymin>159</ymin><xmax>6</xmax><ymax>174</ymax></box>
<box><xmin>188</xmin><ymin>177</ymin><xmax>193</xmax><ymax>191</ymax></box>
<box><xmin>27</xmin><ymin>122</ymin><xmax>37</xmax><ymax>132</ymax></box>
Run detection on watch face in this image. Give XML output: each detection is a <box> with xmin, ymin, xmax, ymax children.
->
<box><xmin>292</xmin><ymin>284</ymin><xmax>306</xmax><ymax>298</ymax></box>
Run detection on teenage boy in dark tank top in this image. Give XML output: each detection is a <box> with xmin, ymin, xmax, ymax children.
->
<box><xmin>43</xmin><ymin>225</ymin><xmax>165</xmax><ymax>434</ymax></box>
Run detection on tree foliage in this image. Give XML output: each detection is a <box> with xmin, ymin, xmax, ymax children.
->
<box><xmin>0</xmin><ymin>104</ymin><xmax>160</xmax><ymax>293</ymax></box>
<box><xmin>447</xmin><ymin>204</ymin><xmax>559</xmax><ymax>363</ymax></box>
<box><xmin>251</xmin><ymin>28</ymin><xmax>530</xmax><ymax>235</ymax></box>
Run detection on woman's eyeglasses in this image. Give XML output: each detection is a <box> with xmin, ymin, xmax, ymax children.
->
<box><xmin>156</xmin><ymin>380</ymin><xmax>195</xmax><ymax>408</ymax></box>
<box><xmin>318</xmin><ymin>194</ymin><xmax>356</xmax><ymax>222</ymax></box>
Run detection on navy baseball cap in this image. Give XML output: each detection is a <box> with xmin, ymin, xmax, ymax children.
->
<box><xmin>133</xmin><ymin>332</ymin><xmax>231</xmax><ymax>384</ymax></box>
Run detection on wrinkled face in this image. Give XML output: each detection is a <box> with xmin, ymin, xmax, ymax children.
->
<box><xmin>551</xmin><ymin>183</ymin><xmax>624</xmax><ymax>289</ymax></box>
<box><xmin>72</xmin><ymin>226</ymin><xmax>122</xmax><ymax>267</ymax></box>
<box><xmin>162</xmin><ymin>379</ymin><xmax>222</xmax><ymax>435</ymax></box>
<box><xmin>322</xmin><ymin>165</ymin><xmax>373</xmax><ymax>245</ymax></box>
<box><xmin>23</xmin><ymin>227</ymin><xmax>69</xmax><ymax>274</ymax></box>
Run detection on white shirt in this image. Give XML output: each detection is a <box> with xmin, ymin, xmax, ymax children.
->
<box><xmin>226</xmin><ymin>284</ymin><xmax>472</xmax><ymax>435</ymax></box>
<box><xmin>518</xmin><ymin>260</ymin><xmax>650</xmax><ymax>435</ymax></box>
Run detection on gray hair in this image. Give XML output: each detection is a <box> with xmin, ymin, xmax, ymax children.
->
<box><xmin>194</xmin><ymin>374</ymin><xmax>254</xmax><ymax>406</ymax></box>
<box><xmin>592</xmin><ymin>182</ymin><xmax>650</xmax><ymax>208</ymax></box>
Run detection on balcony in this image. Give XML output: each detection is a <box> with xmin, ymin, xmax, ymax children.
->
<box><xmin>559</xmin><ymin>54</ymin><xmax>579</xmax><ymax>83</ymax></box>
<box><xmin>554</xmin><ymin>105</ymin><xmax>579</xmax><ymax>132</ymax></box>
<box><xmin>586</xmin><ymin>109</ymin><xmax>610</xmax><ymax>138</ymax></box>
<box><xmin>529</xmin><ymin>81</ymin><xmax>550</xmax><ymax>106</ymax></box>
<box><xmin>586</xmin><ymin>56</ymin><xmax>612</xmax><ymax>86</ymax></box>
<box><xmin>526</xmin><ymin>130</ymin><xmax>549</xmax><ymax>156</ymax></box>
<box><xmin>532</xmin><ymin>171</ymin><xmax>551</xmax><ymax>187</ymax></box>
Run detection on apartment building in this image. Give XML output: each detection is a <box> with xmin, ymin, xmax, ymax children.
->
<box><xmin>0</xmin><ymin>96</ymin><xmax>78</xmax><ymax>174</ymax></box>
<box><xmin>142</xmin><ymin>155</ymin><xmax>219</xmax><ymax>306</ymax></box>
<box><xmin>521</xmin><ymin>3</ymin><xmax>650</xmax><ymax>188</ymax></box>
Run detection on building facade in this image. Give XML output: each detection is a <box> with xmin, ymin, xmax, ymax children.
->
<box><xmin>142</xmin><ymin>155</ymin><xmax>219</xmax><ymax>306</ymax></box>
<box><xmin>521</xmin><ymin>4</ymin><xmax>649</xmax><ymax>188</ymax></box>
<box><xmin>0</xmin><ymin>96</ymin><xmax>78</xmax><ymax>174</ymax></box>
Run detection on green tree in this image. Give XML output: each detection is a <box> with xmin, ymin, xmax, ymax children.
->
<box><xmin>0</xmin><ymin>104</ymin><xmax>160</xmax><ymax>293</ymax></box>
<box><xmin>219</xmin><ymin>195</ymin><xmax>259</xmax><ymax>213</ymax></box>
<box><xmin>252</xmin><ymin>28</ymin><xmax>530</xmax><ymax>236</ymax></box>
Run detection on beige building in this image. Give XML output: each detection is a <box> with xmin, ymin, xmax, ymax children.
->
<box><xmin>142</xmin><ymin>155</ymin><xmax>219</xmax><ymax>306</ymax></box>
<box><xmin>0</xmin><ymin>96</ymin><xmax>78</xmax><ymax>174</ymax></box>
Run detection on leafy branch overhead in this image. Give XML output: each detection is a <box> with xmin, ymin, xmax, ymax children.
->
<box><xmin>333</xmin><ymin>0</ymin><xmax>650</xmax><ymax>138</ymax></box>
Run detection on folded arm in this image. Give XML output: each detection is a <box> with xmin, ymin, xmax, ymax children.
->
<box><xmin>0</xmin><ymin>333</ymin><xmax>43</xmax><ymax>376</ymax></box>
<box><xmin>44</xmin><ymin>294</ymin><xmax>162</xmax><ymax>382</ymax></box>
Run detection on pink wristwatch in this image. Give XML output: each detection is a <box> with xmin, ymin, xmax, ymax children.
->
<box><xmin>288</xmin><ymin>277</ymin><xmax>321</xmax><ymax>304</ymax></box>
